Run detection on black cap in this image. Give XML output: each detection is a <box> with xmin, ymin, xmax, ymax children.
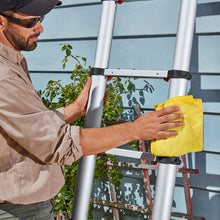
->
<box><xmin>0</xmin><ymin>0</ymin><xmax>62</xmax><ymax>16</ymax></box>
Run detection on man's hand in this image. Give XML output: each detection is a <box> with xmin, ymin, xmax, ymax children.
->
<box><xmin>74</xmin><ymin>77</ymin><xmax>92</xmax><ymax>118</ymax></box>
<box><xmin>133</xmin><ymin>106</ymin><xmax>183</xmax><ymax>140</ymax></box>
<box><xmin>64</xmin><ymin>77</ymin><xmax>91</xmax><ymax>124</ymax></box>
<box><xmin>64</xmin><ymin>77</ymin><xmax>110</xmax><ymax>124</ymax></box>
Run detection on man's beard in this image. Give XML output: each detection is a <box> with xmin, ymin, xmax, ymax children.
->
<box><xmin>3</xmin><ymin>25</ymin><xmax>38</xmax><ymax>51</ymax></box>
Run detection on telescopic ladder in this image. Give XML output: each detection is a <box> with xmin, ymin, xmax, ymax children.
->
<box><xmin>71</xmin><ymin>0</ymin><xmax>198</xmax><ymax>219</ymax></box>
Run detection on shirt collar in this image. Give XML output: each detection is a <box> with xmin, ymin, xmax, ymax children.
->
<box><xmin>0</xmin><ymin>43</ymin><xmax>25</xmax><ymax>65</ymax></box>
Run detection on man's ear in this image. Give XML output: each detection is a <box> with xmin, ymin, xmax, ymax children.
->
<box><xmin>0</xmin><ymin>15</ymin><xmax>7</xmax><ymax>31</ymax></box>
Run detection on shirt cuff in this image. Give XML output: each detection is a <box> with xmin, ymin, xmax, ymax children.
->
<box><xmin>62</xmin><ymin>126</ymin><xmax>83</xmax><ymax>165</ymax></box>
<box><xmin>53</xmin><ymin>107</ymin><xmax>65</xmax><ymax>121</ymax></box>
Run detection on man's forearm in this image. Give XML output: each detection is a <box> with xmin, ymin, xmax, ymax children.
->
<box><xmin>80</xmin><ymin>122</ymin><xmax>137</xmax><ymax>155</ymax></box>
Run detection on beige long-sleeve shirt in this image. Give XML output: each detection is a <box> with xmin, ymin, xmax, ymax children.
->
<box><xmin>0</xmin><ymin>43</ymin><xmax>83</xmax><ymax>204</ymax></box>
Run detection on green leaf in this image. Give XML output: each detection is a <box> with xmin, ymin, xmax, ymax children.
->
<box><xmin>45</xmin><ymin>90</ymin><xmax>50</xmax><ymax>97</ymax></box>
<box><xmin>66</xmin><ymin>49</ymin><xmax>71</xmax><ymax>56</ymax></box>
<box><xmin>82</xmin><ymin>57</ymin><xmax>87</xmax><ymax>65</ymax></box>
<box><xmin>61</xmin><ymin>45</ymin><xmax>66</xmax><ymax>51</ymax></box>
<box><xmin>67</xmin><ymin>44</ymin><xmax>73</xmax><ymax>49</ymax></box>
<box><xmin>107</xmin><ymin>115</ymin><xmax>112</xmax><ymax>121</ymax></box>
<box><xmin>127</xmin><ymin>82</ymin><xmax>133</xmax><ymax>90</ymax></box>
<box><xmin>118</xmin><ymin>107</ymin><xmax>123</xmax><ymax>114</ymax></box>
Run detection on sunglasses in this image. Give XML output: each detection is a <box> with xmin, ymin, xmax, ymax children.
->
<box><xmin>0</xmin><ymin>13</ymin><xmax>44</xmax><ymax>28</ymax></box>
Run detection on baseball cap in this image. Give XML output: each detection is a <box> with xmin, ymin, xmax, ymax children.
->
<box><xmin>0</xmin><ymin>0</ymin><xmax>62</xmax><ymax>16</ymax></box>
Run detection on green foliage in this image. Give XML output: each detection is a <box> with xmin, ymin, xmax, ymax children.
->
<box><xmin>37</xmin><ymin>44</ymin><xmax>135</xmax><ymax>218</ymax></box>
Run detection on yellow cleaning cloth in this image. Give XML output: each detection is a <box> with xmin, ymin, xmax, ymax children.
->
<box><xmin>151</xmin><ymin>95</ymin><xmax>203</xmax><ymax>157</ymax></box>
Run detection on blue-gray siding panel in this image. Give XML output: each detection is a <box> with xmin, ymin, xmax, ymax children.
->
<box><xmin>199</xmin><ymin>36</ymin><xmax>220</xmax><ymax>72</ymax></box>
<box><xmin>42</xmin><ymin>0</ymin><xmax>220</xmax><ymax>40</ymax></box>
<box><xmin>23</xmin><ymin>40</ymin><xmax>97</xmax><ymax>71</ymax></box>
<box><xmin>26</xmin><ymin>35</ymin><xmax>220</xmax><ymax>73</ymax></box>
<box><xmin>41</xmin><ymin>6</ymin><xmax>101</xmax><ymax>39</ymax></box>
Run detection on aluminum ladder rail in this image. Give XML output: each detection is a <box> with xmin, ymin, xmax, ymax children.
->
<box><xmin>71</xmin><ymin>1</ymin><xmax>117</xmax><ymax>219</ymax></box>
<box><xmin>151</xmin><ymin>0</ymin><xmax>197</xmax><ymax>219</ymax></box>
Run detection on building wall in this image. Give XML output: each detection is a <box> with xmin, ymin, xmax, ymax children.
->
<box><xmin>24</xmin><ymin>0</ymin><xmax>220</xmax><ymax>219</ymax></box>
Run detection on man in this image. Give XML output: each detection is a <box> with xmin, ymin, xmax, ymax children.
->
<box><xmin>0</xmin><ymin>0</ymin><xmax>183</xmax><ymax>219</ymax></box>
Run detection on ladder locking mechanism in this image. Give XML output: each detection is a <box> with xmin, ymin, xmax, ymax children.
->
<box><xmin>168</xmin><ymin>70</ymin><xmax>192</xmax><ymax>80</ymax></box>
<box><xmin>91</xmin><ymin>67</ymin><xmax>105</xmax><ymax>76</ymax></box>
<box><xmin>157</xmin><ymin>156</ymin><xmax>181</xmax><ymax>165</ymax></box>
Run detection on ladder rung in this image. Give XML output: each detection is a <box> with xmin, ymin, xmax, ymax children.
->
<box><xmin>171</xmin><ymin>212</ymin><xmax>205</xmax><ymax>220</ymax></box>
<box><xmin>91</xmin><ymin>198</ymin><xmax>151</xmax><ymax>213</ymax></box>
<box><xmin>105</xmin><ymin>160</ymin><xmax>199</xmax><ymax>174</ymax></box>
<box><xmin>104</xmin><ymin>69</ymin><xmax>168</xmax><ymax>78</ymax></box>
<box><xmin>105</xmin><ymin>148</ymin><xmax>157</xmax><ymax>161</ymax></box>
<box><xmin>105</xmin><ymin>160</ymin><xmax>157</xmax><ymax>170</ymax></box>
